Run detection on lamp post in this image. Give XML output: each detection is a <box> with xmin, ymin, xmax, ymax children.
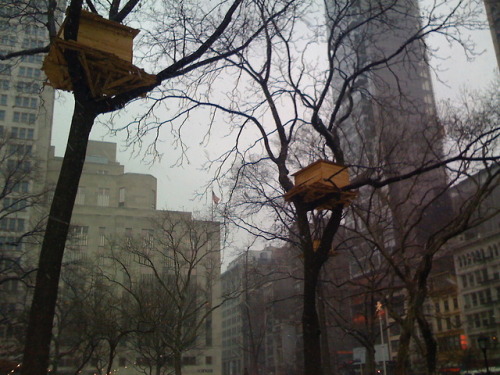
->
<box><xmin>376</xmin><ymin>301</ymin><xmax>387</xmax><ymax>375</ymax></box>
<box><xmin>477</xmin><ymin>336</ymin><xmax>491</xmax><ymax>375</ymax></box>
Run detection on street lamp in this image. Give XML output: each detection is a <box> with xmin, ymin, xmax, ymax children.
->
<box><xmin>376</xmin><ymin>301</ymin><xmax>387</xmax><ymax>375</ymax></box>
<box><xmin>477</xmin><ymin>336</ymin><xmax>491</xmax><ymax>375</ymax></box>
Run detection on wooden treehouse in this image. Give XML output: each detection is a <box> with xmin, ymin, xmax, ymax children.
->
<box><xmin>42</xmin><ymin>10</ymin><xmax>156</xmax><ymax>98</ymax></box>
<box><xmin>284</xmin><ymin>160</ymin><xmax>357</xmax><ymax>210</ymax></box>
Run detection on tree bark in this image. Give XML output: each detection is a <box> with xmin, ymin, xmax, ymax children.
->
<box><xmin>21</xmin><ymin>101</ymin><xmax>97</xmax><ymax>375</ymax></box>
<box><xmin>174</xmin><ymin>350</ymin><xmax>182</xmax><ymax>375</ymax></box>
<box><xmin>302</xmin><ymin>256</ymin><xmax>322</xmax><ymax>375</ymax></box>
<box><xmin>416</xmin><ymin>310</ymin><xmax>437</xmax><ymax>375</ymax></box>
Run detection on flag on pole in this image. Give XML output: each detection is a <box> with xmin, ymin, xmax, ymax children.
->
<box><xmin>212</xmin><ymin>191</ymin><xmax>221</xmax><ymax>205</ymax></box>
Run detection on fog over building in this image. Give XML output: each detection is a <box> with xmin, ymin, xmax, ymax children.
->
<box><xmin>44</xmin><ymin>141</ymin><xmax>223</xmax><ymax>375</ymax></box>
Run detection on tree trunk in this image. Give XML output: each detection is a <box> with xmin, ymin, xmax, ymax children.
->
<box><xmin>394</xmin><ymin>318</ymin><xmax>414</xmax><ymax>375</ymax></box>
<box><xmin>318</xmin><ymin>286</ymin><xmax>332</xmax><ymax>375</ymax></box>
<box><xmin>21</xmin><ymin>102</ymin><xmax>97</xmax><ymax>375</ymax></box>
<box><xmin>416</xmin><ymin>311</ymin><xmax>437</xmax><ymax>375</ymax></box>
<box><xmin>174</xmin><ymin>351</ymin><xmax>182</xmax><ymax>375</ymax></box>
<box><xmin>105</xmin><ymin>342</ymin><xmax>117</xmax><ymax>375</ymax></box>
<box><xmin>302</xmin><ymin>256</ymin><xmax>322</xmax><ymax>375</ymax></box>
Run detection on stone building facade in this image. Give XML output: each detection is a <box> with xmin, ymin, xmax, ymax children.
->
<box><xmin>44</xmin><ymin>140</ymin><xmax>223</xmax><ymax>375</ymax></box>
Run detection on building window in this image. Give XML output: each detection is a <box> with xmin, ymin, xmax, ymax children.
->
<box><xmin>0</xmin><ymin>236</ymin><xmax>22</xmax><ymax>251</ymax></box>
<box><xmin>97</xmin><ymin>188</ymin><xmax>110</xmax><ymax>207</ymax></box>
<box><xmin>18</xmin><ymin>66</ymin><xmax>41</xmax><ymax>79</ymax></box>
<box><xmin>75</xmin><ymin>187</ymin><xmax>85</xmax><ymax>205</ymax></box>
<box><xmin>13</xmin><ymin>111</ymin><xmax>36</xmax><ymax>124</ymax></box>
<box><xmin>12</xmin><ymin>181</ymin><xmax>29</xmax><ymax>193</ymax></box>
<box><xmin>3</xmin><ymin>198</ymin><xmax>27</xmax><ymax>212</ymax></box>
<box><xmin>16</xmin><ymin>81</ymin><xmax>40</xmax><ymax>93</ymax></box>
<box><xmin>205</xmin><ymin>356</ymin><xmax>212</xmax><ymax>365</ymax></box>
<box><xmin>434</xmin><ymin>302</ymin><xmax>440</xmax><ymax>313</ymax></box>
<box><xmin>11</xmin><ymin>127</ymin><xmax>34</xmax><ymax>140</ymax></box>
<box><xmin>0</xmin><ymin>94</ymin><xmax>6</xmax><ymax>106</ymax></box>
<box><xmin>99</xmin><ymin>227</ymin><xmax>106</xmax><ymax>247</ymax></box>
<box><xmin>0</xmin><ymin>218</ymin><xmax>25</xmax><ymax>232</ymax></box>
<box><xmin>9</xmin><ymin>143</ymin><xmax>32</xmax><ymax>156</ymax></box>
<box><xmin>443</xmin><ymin>299</ymin><xmax>449</xmax><ymax>312</ymax></box>
<box><xmin>0</xmin><ymin>110</ymin><xmax>5</xmax><ymax>121</ymax></box>
<box><xmin>0</xmin><ymin>79</ymin><xmax>9</xmax><ymax>90</ymax></box>
<box><xmin>445</xmin><ymin>317</ymin><xmax>452</xmax><ymax>330</ymax></box>
<box><xmin>142</xmin><ymin>229</ymin><xmax>154</xmax><ymax>250</ymax></box>
<box><xmin>0</xmin><ymin>63</ymin><xmax>12</xmax><ymax>75</ymax></box>
<box><xmin>118</xmin><ymin>187</ymin><xmax>125</xmax><ymax>207</ymax></box>
<box><xmin>70</xmin><ymin>226</ymin><xmax>88</xmax><ymax>247</ymax></box>
<box><xmin>15</xmin><ymin>96</ymin><xmax>38</xmax><ymax>108</ymax></box>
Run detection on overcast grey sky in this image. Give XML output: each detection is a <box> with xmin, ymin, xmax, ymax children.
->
<box><xmin>50</xmin><ymin>2</ymin><xmax>498</xmax><ymax>215</ymax></box>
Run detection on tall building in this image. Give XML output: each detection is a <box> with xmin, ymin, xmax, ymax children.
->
<box><xmin>324</xmin><ymin>0</ymin><xmax>454</xmax><ymax>371</ymax></box>
<box><xmin>450</xmin><ymin>167</ymin><xmax>500</xmax><ymax>370</ymax></box>
<box><xmin>221</xmin><ymin>247</ymin><xmax>300</xmax><ymax>375</ymax></box>
<box><xmin>327</xmin><ymin>0</ymin><xmax>450</xmax><ymax>245</ymax></box>
<box><xmin>0</xmin><ymin>0</ymin><xmax>56</xmax><ymax>356</ymax></box>
<box><xmin>45</xmin><ymin>141</ymin><xmax>223</xmax><ymax>375</ymax></box>
<box><xmin>484</xmin><ymin>0</ymin><xmax>500</xmax><ymax>68</ymax></box>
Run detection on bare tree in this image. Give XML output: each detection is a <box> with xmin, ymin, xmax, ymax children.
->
<box><xmin>2</xmin><ymin>1</ymin><xmax>296</xmax><ymax>373</ymax></box>
<box><xmin>0</xmin><ymin>126</ymin><xmax>49</xmax><ymax>364</ymax></box>
<box><xmin>151</xmin><ymin>1</ymin><xmax>496</xmax><ymax>374</ymax></box>
<box><xmin>100</xmin><ymin>211</ymin><xmax>222</xmax><ymax>375</ymax></box>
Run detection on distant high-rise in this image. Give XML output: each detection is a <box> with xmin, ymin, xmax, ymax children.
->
<box><xmin>327</xmin><ymin>0</ymin><xmax>450</xmax><ymax>245</ymax></box>
<box><xmin>484</xmin><ymin>0</ymin><xmax>500</xmax><ymax>69</ymax></box>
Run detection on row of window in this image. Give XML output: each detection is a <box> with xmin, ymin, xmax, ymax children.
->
<box><xmin>76</xmin><ymin>186</ymin><xmax>126</xmax><ymax>207</ymax></box>
<box><xmin>0</xmin><ymin>110</ymin><xmax>38</xmax><ymax>124</ymax></box>
<box><xmin>0</xmin><ymin>79</ymin><xmax>41</xmax><ymax>93</ymax></box>
<box><xmin>0</xmin><ymin>64</ymin><xmax>42</xmax><ymax>77</ymax></box>
<box><xmin>69</xmin><ymin>226</ymin><xmax>157</xmax><ymax>249</ymax></box>
<box><xmin>0</xmin><ymin>95</ymin><xmax>39</xmax><ymax>108</ymax></box>
<box><xmin>2</xmin><ymin>197</ymin><xmax>28</xmax><ymax>212</ymax></box>
<box><xmin>0</xmin><ymin>218</ymin><xmax>25</xmax><ymax>232</ymax></box>
<box><xmin>0</xmin><ymin>35</ymin><xmax>44</xmax><ymax>49</ymax></box>
<box><xmin>9</xmin><ymin>143</ymin><xmax>33</xmax><ymax>157</ymax></box>
<box><xmin>7</xmin><ymin>159</ymin><xmax>32</xmax><ymax>173</ymax></box>
<box><xmin>20</xmin><ymin>53</ymin><xmax>44</xmax><ymax>64</ymax></box>
<box><xmin>0</xmin><ymin>235</ymin><xmax>23</xmax><ymax>251</ymax></box>
<box><xmin>460</xmin><ymin>267</ymin><xmax>499</xmax><ymax>288</ymax></box>
<box><xmin>435</xmin><ymin>315</ymin><xmax>461</xmax><ymax>332</ymax></box>
<box><xmin>434</xmin><ymin>297</ymin><xmax>459</xmax><ymax>313</ymax></box>
<box><xmin>0</xmin><ymin>125</ymin><xmax>35</xmax><ymax>139</ymax></box>
<box><xmin>0</xmin><ymin>23</ymin><xmax>45</xmax><ymax>36</ymax></box>
<box><xmin>466</xmin><ymin>309</ymin><xmax>496</xmax><ymax>330</ymax></box>
<box><xmin>463</xmin><ymin>287</ymin><xmax>500</xmax><ymax>309</ymax></box>
<box><xmin>457</xmin><ymin>242</ymin><xmax>500</xmax><ymax>268</ymax></box>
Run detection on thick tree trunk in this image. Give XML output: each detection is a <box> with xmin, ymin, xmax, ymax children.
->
<box><xmin>318</xmin><ymin>286</ymin><xmax>332</xmax><ymax>375</ymax></box>
<box><xmin>21</xmin><ymin>102</ymin><xmax>97</xmax><ymax>375</ymax></box>
<box><xmin>416</xmin><ymin>311</ymin><xmax>437</xmax><ymax>375</ymax></box>
<box><xmin>394</xmin><ymin>313</ymin><xmax>415</xmax><ymax>375</ymax></box>
<box><xmin>302</xmin><ymin>258</ymin><xmax>322</xmax><ymax>375</ymax></box>
<box><xmin>174</xmin><ymin>351</ymin><xmax>182</xmax><ymax>375</ymax></box>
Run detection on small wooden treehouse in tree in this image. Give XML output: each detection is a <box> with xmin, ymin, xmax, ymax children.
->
<box><xmin>43</xmin><ymin>10</ymin><xmax>156</xmax><ymax>98</ymax></box>
<box><xmin>284</xmin><ymin>160</ymin><xmax>356</xmax><ymax>210</ymax></box>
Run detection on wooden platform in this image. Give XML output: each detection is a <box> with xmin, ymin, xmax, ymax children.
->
<box><xmin>284</xmin><ymin>181</ymin><xmax>357</xmax><ymax>210</ymax></box>
<box><xmin>42</xmin><ymin>38</ymin><xmax>157</xmax><ymax>98</ymax></box>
